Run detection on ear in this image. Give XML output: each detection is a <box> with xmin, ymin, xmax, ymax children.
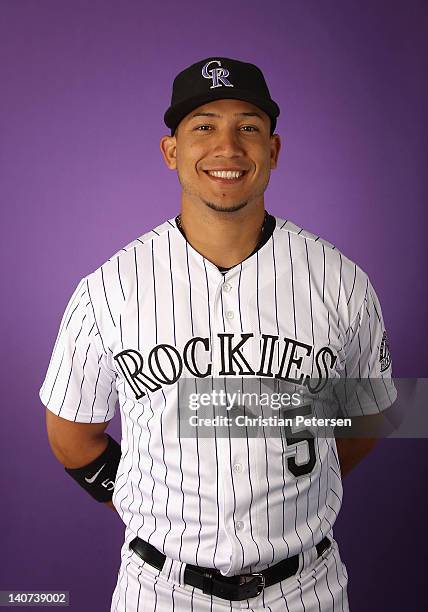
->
<box><xmin>160</xmin><ymin>134</ymin><xmax>177</xmax><ymax>170</ymax></box>
<box><xmin>269</xmin><ymin>134</ymin><xmax>281</xmax><ymax>169</ymax></box>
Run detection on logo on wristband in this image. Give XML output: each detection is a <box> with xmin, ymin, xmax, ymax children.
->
<box><xmin>84</xmin><ymin>463</ymin><xmax>106</xmax><ymax>484</ymax></box>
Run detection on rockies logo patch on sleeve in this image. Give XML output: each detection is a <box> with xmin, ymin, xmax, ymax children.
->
<box><xmin>379</xmin><ymin>331</ymin><xmax>392</xmax><ymax>372</ymax></box>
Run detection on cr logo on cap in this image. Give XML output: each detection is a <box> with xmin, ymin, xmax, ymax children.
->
<box><xmin>202</xmin><ymin>60</ymin><xmax>234</xmax><ymax>89</ymax></box>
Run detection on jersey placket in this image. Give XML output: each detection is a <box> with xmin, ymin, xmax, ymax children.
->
<box><xmin>209</xmin><ymin>265</ymin><xmax>257</xmax><ymax>574</ymax></box>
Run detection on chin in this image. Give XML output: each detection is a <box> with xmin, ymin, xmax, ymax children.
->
<box><xmin>203</xmin><ymin>200</ymin><xmax>249</xmax><ymax>213</ymax></box>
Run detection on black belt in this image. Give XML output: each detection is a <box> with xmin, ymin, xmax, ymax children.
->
<box><xmin>129</xmin><ymin>536</ymin><xmax>331</xmax><ymax>601</ymax></box>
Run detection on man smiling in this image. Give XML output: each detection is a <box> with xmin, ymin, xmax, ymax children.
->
<box><xmin>41</xmin><ymin>57</ymin><xmax>396</xmax><ymax>611</ymax></box>
<box><xmin>160</xmin><ymin>96</ymin><xmax>280</xmax><ymax>270</ymax></box>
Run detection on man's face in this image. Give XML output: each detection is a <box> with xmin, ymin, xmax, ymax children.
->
<box><xmin>160</xmin><ymin>99</ymin><xmax>281</xmax><ymax>213</ymax></box>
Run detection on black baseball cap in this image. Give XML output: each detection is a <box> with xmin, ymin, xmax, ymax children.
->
<box><xmin>164</xmin><ymin>57</ymin><xmax>280</xmax><ymax>136</ymax></box>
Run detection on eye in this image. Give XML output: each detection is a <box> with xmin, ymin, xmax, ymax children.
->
<box><xmin>240</xmin><ymin>125</ymin><xmax>259</xmax><ymax>132</ymax></box>
<box><xmin>194</xmin><ymin>124</ymin><xmax>213</xmax><ymax>131</ymax></box>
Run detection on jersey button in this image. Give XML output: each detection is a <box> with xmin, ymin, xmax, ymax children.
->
<box><xmin>225</xmin><ymin>311</ymin><xmax>234</xmax><ymax>320</ymax></box>
<box><xmin>233</xmin><ymin>463</ymin><xmax>243</xmax><ymax>473</ymax></box>
<box><xmin>236</xmin><ymin>521</ymin><xmax>244</xmax><ymax>531</ymax></box>
<box><xmin>223</xmin><ymin>282</ymin><xmax>232</xmax><ymax>293</ymax></box>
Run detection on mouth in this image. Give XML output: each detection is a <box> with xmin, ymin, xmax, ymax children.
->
<box><xmin>203</xmin><ymin>169</ymin><xmax>247</xmax><ymax>184</ymax></box>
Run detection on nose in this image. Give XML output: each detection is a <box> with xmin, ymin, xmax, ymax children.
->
<box><xmin>212</xmin><ymin>126</ymin><xmax>245</xmax><ymax>158</ymax></box>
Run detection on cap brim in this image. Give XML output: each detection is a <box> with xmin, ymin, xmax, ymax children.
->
<box><xmin>164</xmin><ymin>88</ymin><xmax>280</xmax><ymax>133</ymax></box>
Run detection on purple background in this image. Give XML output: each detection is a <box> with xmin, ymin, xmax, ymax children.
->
<box><xmin>1</xmin><ymin>1</ymin><xmax>427</xmax><ymax>610</ymax></box>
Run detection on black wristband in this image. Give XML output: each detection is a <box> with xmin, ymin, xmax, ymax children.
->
<box><xmin>64</xmin><ymin>434</ymin><xmax>121</xmax><ymax>502</ymax></box>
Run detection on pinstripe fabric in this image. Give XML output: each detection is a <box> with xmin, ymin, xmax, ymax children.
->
<box><xmin>39</xmin><ymin>215</ymin><xmax>395</xmax><ymax>611</ymax></box>
<box><xmin>110</xmin><ymin>525</ymin><xmax>349</xmax><ymax>611</ymax></box>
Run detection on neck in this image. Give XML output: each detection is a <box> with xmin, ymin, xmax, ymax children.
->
<box><xmin>178</xmin><ymin>202</ymin><xmax>266</xmax><ymax>268</ymax></box>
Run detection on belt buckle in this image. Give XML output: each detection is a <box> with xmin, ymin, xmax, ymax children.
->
<box><xmin>238</xmin><ymin>572</ymin><xmax>265</xmax><ymax>598</ymax></box>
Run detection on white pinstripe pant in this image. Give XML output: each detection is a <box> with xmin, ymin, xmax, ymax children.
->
<box><xmin>110</xmin><ymin>529</ymin><xmax>349</xmax><ymax>612</ymax></box>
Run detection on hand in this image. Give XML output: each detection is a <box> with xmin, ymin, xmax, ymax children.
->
<box><xmin>335</xmin><ymin>437</ymin><xmax>377</xmax><ymax>478</ymax></box>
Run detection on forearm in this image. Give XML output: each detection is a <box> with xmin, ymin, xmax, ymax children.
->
<box><xmin>49</xmin><ymin>431</ymin><xmax>109</xmax><ymax>469</ymax></box>
<box><xmin>335</xmin><ymin>437</ymin><xmax>377</xmax><ymax>478</ymax></box>
<box><xmin>48</xmin><ymin>431</ymin><xmax>118</xmax><ymax>512</ymax></box>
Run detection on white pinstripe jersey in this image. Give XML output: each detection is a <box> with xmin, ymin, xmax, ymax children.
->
<box><xmin>39</xmin><ymin>214</ymin><xmax>396</xmax><ymax>576</ymax></box>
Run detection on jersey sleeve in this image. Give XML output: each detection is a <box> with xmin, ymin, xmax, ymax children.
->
<box><xmin>336</xmin><ymin>277</ymin><xmax>397</xmax><ymax>416</ymax></box>
<box><xmin>39</xmin><ymin>276</ymin><xmax>118</xmax><ymax>423</ymax></box>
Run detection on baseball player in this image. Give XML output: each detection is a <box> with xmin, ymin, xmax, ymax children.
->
<box><xmin>40</xmin><ymin>57</ymin><xmax>396</xmax><ymax>611</ymax></box>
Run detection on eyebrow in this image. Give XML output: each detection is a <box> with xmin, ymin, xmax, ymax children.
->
<box><xmin>188</xmin><ymin>111</ymin><xmax>265</xmax><ymax>120</ymax></box>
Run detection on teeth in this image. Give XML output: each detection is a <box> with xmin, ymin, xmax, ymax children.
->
<box><xmin>208</xmin><ymin>170</ymin><xmax>244</xmax><ymax>179</ymax></box>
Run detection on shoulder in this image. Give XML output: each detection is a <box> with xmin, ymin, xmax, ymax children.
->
<box><xmin>105</xmin><ymin>217</ymin><xmax>177</xmax><ymax>264</ymax></box>
<box><xmin>273</xmin><ymin>215</ymin><xmax>336</xmax><ymax>251</ymax></box>
<box><xmin>272</xmin><ymin>215</ymin><xmax>371</xmax><ymax>314</ymax></box>
<box><xmin>83</xmin><ymin>216</ymin><xmax>178</xmax><ymax>300</ymax></box>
